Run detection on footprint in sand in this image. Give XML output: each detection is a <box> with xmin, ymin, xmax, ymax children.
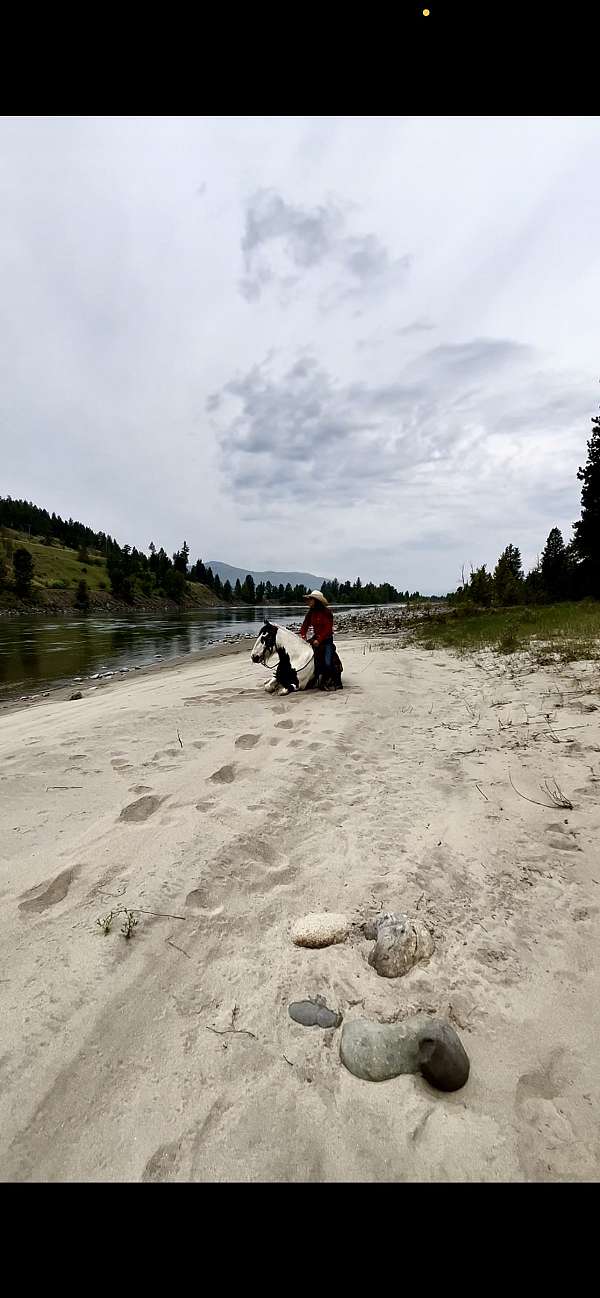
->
<box><xmin>234</xmin><ymin>734</ymin><xmax>261</xmax><ymax>750</ymax></box>
<box><xmin>275</xmin><ymin>720</ymin><xmax>294</xmax><ymax>730</ymax></box>
<box><xmin>545</xmin><ymin>823</ymin><xmax>581</xmax><ymax>852</ymax></box>
<box><xmin>119</xmin><ymin>795</ymin><xmax>163</xmax><ymax>823</ymax></box>
<box><xmin>208</xmin><ymin>764</ymin><xmax>237</xmax><ymax>784</ymax></box>
<box><xmin>195</xmin><ymin>799</ymin><xmax>216</xmax><ymax>812</ymax></box>
<box><xmin>192</xmin><ymin>741</ymin><xmax>206</xmax><ymax>749</ymax></box>
<box><xmin>269</xmin><ymin>738</ymin><xmax>282</xmax><ymax>747</ymax></box>
<box><xmin>130</xmin><ymin>784</ymin><xmax>153</xmax><ymax>795</ymax></box>
<box><xmin>19</xmin><ymin>867</ymin><xmax>74</xmax><ymax>915</ymax></box>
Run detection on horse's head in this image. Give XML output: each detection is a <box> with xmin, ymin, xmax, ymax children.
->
<box><xmin>250</xmin><ymin>620</ymin><xmax>278</xmax><ymax>666</ymax></box>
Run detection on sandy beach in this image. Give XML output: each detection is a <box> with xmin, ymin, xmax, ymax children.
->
<box><xmin>1</xmin><ymin>635</ymin><xmax>599</xmax><ymax>1182</ymax></box>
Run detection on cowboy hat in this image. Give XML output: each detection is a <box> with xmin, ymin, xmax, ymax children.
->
<box><xmin>303</xmin><ymin>589</ymin><xmax>329</xmax><ymax>606</ymax></box>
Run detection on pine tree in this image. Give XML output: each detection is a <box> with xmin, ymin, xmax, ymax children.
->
<box><xmin>223</xmin><ymin>579</ymin><xmax>233</xmax><ymax>600</ymax></box>
<box><xmin>573</xmin><ymin>404</ymin><xmax>600</xmax><ymax>593</ymax></box>
<box><xmin>493</xmin><ymin>544</ymin><xmax>524</xmax><ymax>606</ymax></box>
<box><xmin>540</xmin><ymin>527</ymin><xmax>568</xmax><ymax>602</ymax></box>
<box><xmin>13</xmin><ymin>547</ymin><xmax>34</xmax><ymax>597</ymax></box>
<box><xmin>469</xmin><ymin>564</ymin><xmax>493</xmax><ymax>607</ymax></box>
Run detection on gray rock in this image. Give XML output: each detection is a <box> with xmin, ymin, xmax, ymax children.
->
<box><xmin>340</xmin><ymin>1016</ymin><xmax>470</xmax><ymax>1092</ymax></box>
<box><xmin>289</xmin><ymin>996</ymin><xmax>342</xmax><ymax>1029</ymax></box>
<box><xmin>70</xmin><ymin>691</ymin><xmax>83</xmax><ymax>701</ymax></box>
<box><xmin>417</xmin><ymin>1020</ymin><xmax>470</xmax><ymax>1091</ymax></box>
<box><xmin>340</xmin><ymin>1017</ymin><xmax>423</xmax><ymax>1081</ymax></box>
<box><xmin>367</xmin><ymin>911</ymin><xmax>434</xmax><ymax>978</ymax></box>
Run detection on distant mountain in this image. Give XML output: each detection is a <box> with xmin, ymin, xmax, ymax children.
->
<box><xmin>207</xmin><ymin>560</ymin><xmax>323</xmax><ymax>590</ymax></box>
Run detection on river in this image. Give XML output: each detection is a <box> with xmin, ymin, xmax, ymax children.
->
<box><xmin>0</xmin><ymin>606</ymin><xmax>313</xmax><ymax>698</ymax></box>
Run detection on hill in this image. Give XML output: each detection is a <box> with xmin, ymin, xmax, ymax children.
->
<box><xmin>0</xmin><ymin>528</ymin><xmax>218</xmax><ymax>614</ymax></box>
<box><xmin>207</xmin><ymin>560</ymin><xmax>323</xmax><ymax>590</ymax></box>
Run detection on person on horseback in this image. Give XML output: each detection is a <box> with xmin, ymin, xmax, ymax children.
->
<box><xmin>299</xmin><ymin>590</ymin><xmax>337</xmax><ymax>686</ymax></box>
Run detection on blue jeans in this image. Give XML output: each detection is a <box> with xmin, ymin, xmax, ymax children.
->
<box><xmin>315</xmin><ymin>637</ymin><xmax>334</xmax><ymax>673</ymax></box>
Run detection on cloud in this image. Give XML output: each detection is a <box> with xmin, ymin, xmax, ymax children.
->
<box><xmin>239</xmin><ymin>188</ymin><xmax>410</xmax><ymax>307</ymax></box>
<box><xmin>395</xmin><ymin>318</ymin><xmax>436</xmax><ymax>336</ymax></box>
<box><xmin>208</xmin><ymin>339</ymin><xmax>591</xmax><ymax>543</ymax></box>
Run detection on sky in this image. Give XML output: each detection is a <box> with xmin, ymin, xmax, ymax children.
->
<box><xmin>1</xmin><ymin>115</ymin><xmax>599</xmax><ymax>592</ymax></box>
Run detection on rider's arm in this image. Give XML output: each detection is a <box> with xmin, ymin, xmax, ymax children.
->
<box><xmin>299</xmin><ymin>611</ymin><xmax>312</xmax><ymax>640</ymax></box>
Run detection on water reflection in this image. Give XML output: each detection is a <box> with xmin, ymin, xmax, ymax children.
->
<box><xmin>0</xmin><ymin>607</ymin><xmax>307</xmax><ymax>697</ymax></box>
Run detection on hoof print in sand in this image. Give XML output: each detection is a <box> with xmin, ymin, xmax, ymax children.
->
<box><xmin>234</xmin><ymin>734</ymin><xmax>260</xmax><ymax>750</ymax></box>
<box><xmin>208</xmin><ymin>764</ymin><xmax>236</xmax><ymax>784</ymax></box>
<box><xmin>366</xmin><ymin>911</ymin><xmax>434</xmax><ymax>978</ymax></box>
<box><xmin>119</xmin><ymin>795</ymin><xmax>162</xmax><ymax>823</ymax></box>
<box><xmin>340</xmin><ymin>1017</ymin><xmax>470</xmax><ymax>1092</ymax></box>
<box><xmin>19</xmin><ymin>867</ymin><xmax>74</xmax><ymax>914</ymax></box>
<box><xmin>291</xmin><ymin>912</ymin><xmax>350</xmax><ymax>948</ymax></box>
<box><xmin>289</xmin><ymin>996</ymin><xmax>342</xmax><ymax>1029</ymax></box>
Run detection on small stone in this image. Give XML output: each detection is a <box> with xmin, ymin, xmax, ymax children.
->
<box><xmin>291</xmin><ymin>912</ymin><xmax>350</xmax><ymax>948</ymax></box>
<box><xmin>289</xmin><ymin>997</ymin><xmax>342</xmax><ymax>1029</ymax></box>
<box><xmin>367</xmin><ymin>911</ymin><xmax>434</xmax><ymax>978</ymax></box>
<box><xmin>70</xmin><ymin>691</ymin><xmax>83</xmax><ymax>701</ymax></box>
<box><xmin>417</xmin><ymin>1021</ymin><xmax>470</xmax><ymax>1092</ymax></box>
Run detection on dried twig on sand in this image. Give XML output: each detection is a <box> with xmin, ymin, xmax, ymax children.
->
<box><xmin>475</xmin><ymin>783</ymin><xmax>489</xmax><ymax>800</ymax></box>
<box><xmin>508</xmin><ymin>770</ymin><xmax>573</xmax><ymax>810</ymax></box>
<box><xmin>177</xmin><ymin>729</ymin><xmax>183</xmax><ymax>748</ymax></box>
<box><xmin>166</xmin><ymin>939</ymin><xmax>191</xmax><ymax>958</ymax></box>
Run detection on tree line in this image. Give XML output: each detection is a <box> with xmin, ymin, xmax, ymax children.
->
<box><xmin>0</xmin><ymin>497</ymin><xmax>410</xmax><ymax>606</ymax></box>
<box><xmin>450</xmin><ymin>404</ymin><xmax>600</xmax><ymax>607</ymax></box>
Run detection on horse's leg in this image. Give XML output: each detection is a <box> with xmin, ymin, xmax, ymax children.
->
<box><xmin>264</xmin><ymin>677</ymin><xmax>279</xmax><ymax>694</ymax></box>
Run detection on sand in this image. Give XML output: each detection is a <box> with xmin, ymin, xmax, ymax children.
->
<box><xmin>1</xmin><ymin>636</ymin><xmax>599</xmax><ymax>1182</ymax></box>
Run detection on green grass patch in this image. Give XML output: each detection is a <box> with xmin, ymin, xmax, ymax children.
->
<box><xmin>3</xmin><ymin>528</ymin><xmax>109</xmax><ymax>592</ymax></box>
<box><xmin>411</xmin><ymin>601</ymin><xmax>600</xmax><ymax>660</ymax></box>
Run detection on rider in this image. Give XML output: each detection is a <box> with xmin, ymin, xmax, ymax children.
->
<box><xmin>299</xmin><ymin>590</ymin><xmax>334</xmax><ymax>680</ymax></box>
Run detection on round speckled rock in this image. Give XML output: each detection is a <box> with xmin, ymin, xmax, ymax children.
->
<box><xmin>290</xmin><ymin>913</ymin><xmax>350</xmax><ymax>948</ymax></box>
<box><xmin>367</xmin><ymin>912</ymin><xmax>434</xmax><ymax>978</ymax></box>
<box><xmin>416</xmin><ymin>1021</ymin><xmax>470</xmax><ymax>1092</ymax></box>
<box><xmin>340</xmin><ymin>1016</ymin><xmax>470</xmax><ymax>1093</ymax></box>
<box><xmin>288</xmin><ymin>997</ymin><xmax>342</xmax><ymax>1029</ymax></box>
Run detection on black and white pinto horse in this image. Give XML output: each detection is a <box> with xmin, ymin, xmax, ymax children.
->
<box><xmin>250</xmin><ymin>621</ymin><xmax>343</xmax><ymax>696</ymax></box>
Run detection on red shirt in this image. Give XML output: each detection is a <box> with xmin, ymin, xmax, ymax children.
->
<box><xmin>299</xmin><ymin>606</ymin><xmax>333</xmax><ymax>643</ymax></box>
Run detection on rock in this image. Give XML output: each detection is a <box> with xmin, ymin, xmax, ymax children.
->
<box><xmin>417</xmin><ymin>1021</ymin><xmax>470</xmax><ymax>1091</ymax></box>
<box><xmin>291</xmin><ymin>912</ymin><xmax>350</xmax><ymax>948</ymax></box>
<box><xmin>289</xmin><ymin>996</ymin><xmax>342</xmax><ymax>1029</ymax></box>
<box><xmin>367</xmin><ymin>911</ymin><xmax>434</xmax><ymax>978</ymax></box>
<box><xmin>70</xmin><ymin>691</ymin><xmax>83</xmax><ymax>701</ymax></box>
<box><xmin>340</xmin><ymin>1018</ymin><xmax>423</xmax><ymax>1081</ymax></box>
<box><xmin>340</xmin><ymin>1016</ymin><xmax>470</xmax><ymax>1092</ymax></box>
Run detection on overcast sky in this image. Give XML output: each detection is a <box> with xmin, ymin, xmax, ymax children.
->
<box><xmin>1</xmin><ymin>115</ymin><xmax>599</xmax><ymax>591</ymax></box>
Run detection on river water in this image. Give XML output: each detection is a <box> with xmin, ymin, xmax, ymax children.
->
<box><xmin>0</xmin><ymin>606</ymin><xmax>312</xmax><ymax>699</ymax></box>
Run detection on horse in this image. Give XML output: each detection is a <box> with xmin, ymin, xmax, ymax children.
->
<box><xmin>250</xmin><ymin>621</ymin><xmax>343</xmax><ymax>695</ymax></box>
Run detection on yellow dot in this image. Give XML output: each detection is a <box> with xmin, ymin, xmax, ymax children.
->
<box><xmin>423</xmin><ymin>7</ymin><xmax>430</xmax><ymax>13</ymax></box>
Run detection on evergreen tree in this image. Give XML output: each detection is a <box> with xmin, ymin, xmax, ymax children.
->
<box><xmin>13</xmin><ymin>547</ymin><xmax>34</xmax><ymax>597</ymax></box>
<box><xmin>75</xmin><ymin>579</ymin><xmax>91</xmax><ymax>611</ymax></box>
<box><xmin>540</xmin><ymin>527</ymin><xmax>568</xmax><ymax>602</ymax></box>
<box><xmin>234</xmin><ymin>578</ymin><xmax>242</xmax><ymax>600</ymax></box>
<box><xmin>573</xmin><ymin>404</ymin><xmax>600</xmax><ymax>594</ymax></box>
<box><xmin>493</xmin><ymin>544</ymin><xmax>524</xmax><ymax>606</ymax></box>
<box><xmin>223</xmin><ymin>579</ymin><xmax>233</xmax><ymax>600</ymax></box>
<box><xmin>241</xmin><ymin>574</ymin><xmax>256</xmax><ymax>603</ymax></box>
<box><xmin>469</xmin><ymin>564</ymin><xmax>493</xmax><ymax>607</ymax></box>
